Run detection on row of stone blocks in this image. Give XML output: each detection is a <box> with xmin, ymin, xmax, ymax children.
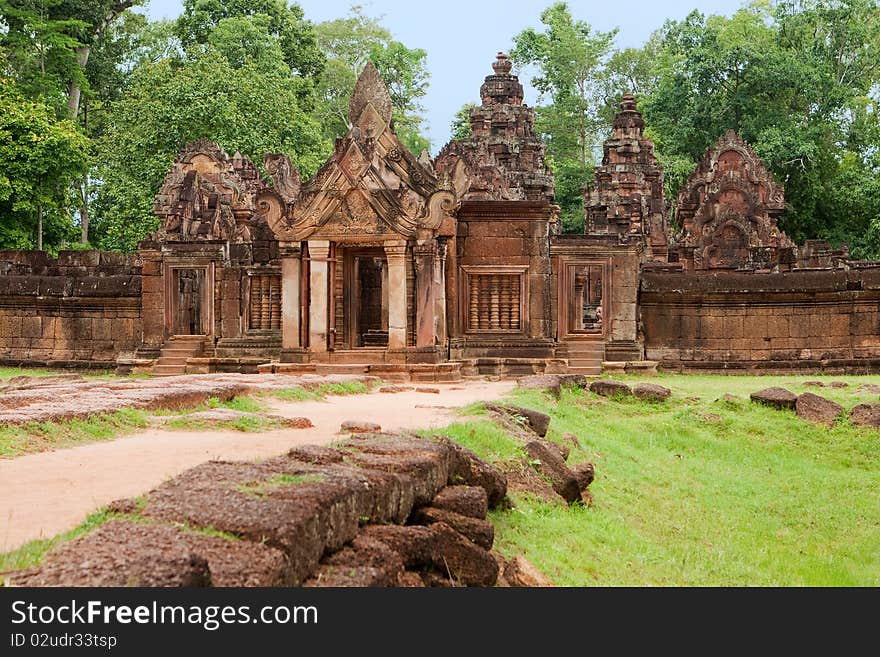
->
<box><xmin>9</xmin><ymin>432</ymin><xmax>509</xmax><ymax>587</ymax></box>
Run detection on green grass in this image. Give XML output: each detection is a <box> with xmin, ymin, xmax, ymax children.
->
<box><xmin>0</xmin><ymin>408</ymin><xmax>150</xmax><ymax>458</ymax></box>
<box><xmin>0</xmin><ymin>500</ymin><xmax>239</xmax><ymax>580</ymax></box>
<box><xmin>235</xmin><ymin>473</ymin><xmax>326</xmax><ymax>497</ymax></box>
<box><xmin>269</xmin><ymin>379</ymin><xmax>375</xmax><ymax>402</ymax></box>
<box><xmin>0</xmin><ymin>509</ymin><xmax>113</xmax><ymax>575</ymax></box>
<box><xmin>455</xmin><ymin>373</ymin><xmax>880</xmax><ymax>586</ymax></box>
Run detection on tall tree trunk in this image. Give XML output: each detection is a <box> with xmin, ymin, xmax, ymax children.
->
<box><xmin>80</xmin><ymin>171</ymin><xmax>90</xmax><ymax>244</ymax></box>
<box><xmin>67</xmin><ymin>46</ymin><xmax>90</xmax><ymax>120</ymax></box>
<box><xmin>37</xmin><ymin>205</ymin><xmax>43</xmax><ymax>251</ymax></box>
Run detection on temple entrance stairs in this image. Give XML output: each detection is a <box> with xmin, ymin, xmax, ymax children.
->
<box><xmin>152</xmin><ymin>335</ymin><xmax>206</xmax><ymax>376</ymax></box>
<box><xmin>558</xmin><ymin>341</ymin><xmax>604</xmax><ymax>376</ymax></box>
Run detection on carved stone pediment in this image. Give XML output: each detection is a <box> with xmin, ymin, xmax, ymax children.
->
<box><xmin>674</xmin><ymin>130</ymin><xmax>792</xmax><ymax>270</ymax></box>
<box><xmin>262</xmin><ymin>63</ymin><xmax>455</xmax><ymax>243</ymax></box>
<box><xmin>153</xmin><ymin>140</ymin><xmax>264</xmax><ymax>243</ymax></box>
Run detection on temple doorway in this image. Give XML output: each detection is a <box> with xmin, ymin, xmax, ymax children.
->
<box><xmin>171</xmin><ymin>267</ymin><xmax>208</xmax><ymax>335</ymax></box>
<box><xmin>345</xmin><ymin>249</ymin><xmax>388</xmax><ymax>348</ymax></box>
<box><xmin>569</xmin><ymin>264</ymin><xmax>604</xmax><ymax>334</ymax></box>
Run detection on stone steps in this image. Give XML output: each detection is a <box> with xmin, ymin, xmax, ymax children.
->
<box><xmin>152</xmin><ymin>364</ymin><xmax>188</xmax><ymax>376</ymax></box>
<box><xmin>558</xmin><ymin>341</ymin><xmax>604</xmax><ymax>374</ymax></box>
<box><xmin>153</xmin><ymin>335</ymin><xmax>206</xmax><ymax>376</ymax></box>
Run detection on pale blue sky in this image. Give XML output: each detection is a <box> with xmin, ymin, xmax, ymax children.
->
<box><xmin>142</xmin><ymin>0</ymin><xmax>746</xmax><ymax>151</ymax></box>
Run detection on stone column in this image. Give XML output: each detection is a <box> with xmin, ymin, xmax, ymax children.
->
<box><xmin>414</xmin><ymin>239</ymin><xmax>437</xmax><ymax>349</ymax></box>
<box><xmin>307</xmin><ymin>240</ymin><xmax>331</xmax><ymax>354</ymax></box>
<box><xmin>435</xmin><ymin>240</ymin><xmax>448</xmax><ymax>344</ymax></box>
<box><xmin>384</xmin><ymin>240</ymin><xmax>408</xmax><ymax>351</ymax></box>
<box><xmin>279</xmin><ymin>242</ymin><xmax>302</xmax><ymax>359</ymax></box>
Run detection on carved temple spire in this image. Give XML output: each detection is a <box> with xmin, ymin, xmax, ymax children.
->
<box><xmin>434</xmin><ymin>51</ymin><xmax>554</xmax><ymax>202</ymax></box>
<box><xmin>584</xmin><ymin>92</ymin><xmax>668</xmax><ymax>259</ymax></box>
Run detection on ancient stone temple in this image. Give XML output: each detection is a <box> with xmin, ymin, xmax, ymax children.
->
<box><xmin>435</xmin><ymin>52</ymin><xmax>557</xmax><ymax>372</ymax></box>
<box><xmin>549</xmin><ymin>93</ymin><xmax>670</xmax><ymax>371</ymax></box>
<box><xmin>4</xmin><ymin>52</ymin><xmax>880</xmax><ymax>377</ymax></box>
<box><xmin>670</xmin><ymin>130</ymin><xmax>793</xmax><ymax>271</ymax></box>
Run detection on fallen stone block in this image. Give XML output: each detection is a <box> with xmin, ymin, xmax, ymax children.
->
<box><xmin>750</xmin><ymin>387</ymin><xmax>798</xmax><ymax>410</ymax></box>
<box><xmin>337</xmin><ymin>433</ymin><xmax>451</xmax><ymax>505</ymax></box>
<box><xmin>8</xmin><ymin>520</ymin><xmax>287</xmax><ymax>588</ymax></box>
<box><xmin>486</xmin><ymin>403</ymin><xmax>551</xmax><ymax>437</ymax></box>
<box><xmin>358</xmin><ymin>524</ymin><xmax>436</xmax><ymax>568</ymax></box>
<box><xmin>142</xmin><ymin>460</ymin><xmax>365</xmax><ymax>585</ymax></box>
<box><xmin>303</xmin><ymin>565</ymin><xmax>395</xmax><ymax>587</ymax></box>
<box><xmin>411</xmin><ymin>506</ymin><xmax>494</xmax><ymax>550</ymax></box>
<box><xmin>503</xmin><ymin>555</ymin><xmax>554</xmax><ymax>587</ymax></box>
<box><xmin>589</xmin><ymin>379</ymin><xmax>633</xmax><ymax>398</ymax></box>
<box><xmin>850</xmin><ymin>403</ymin><xmax>880</xmax><ymax>428</ymax></box>
<box><xmin>570</xmin><ymin>462</ymin><xmax>595</xmax><ymax>493</ymax></box>
<box><xmin>516</xmin><ymin>374</ymin><xmax>562</xmax><ymax>399</ymax></box>
<box><xmin>524</xmin><ymin>440</ymin><xmax>581</xmax><ymax>504</ymax></box>
<box><xmin>795</xmin><ymin>393</ymin><xmax>843</xmax><ymax>427</ymax></box>
<box><xmin>557</xmin><ymin>374</ymin><xmax>588</xmax><ymax>389</ymax></box>
<box><xmin>633</xmin><ymin>383</ymin><xmax>671</xmax><ymax>402</ymax></box>
<box><xmin>431</xmin><ymin>485</ymin><xmax>488</xmax><ymax>520</ymax></box>
<box><xmin>320</xmin><ymin>535</ymin><xmax>405</xmax><ymax>584</ymax></box>
<box><xmin>378</xmin><ymin>385</ymin><xmax>414</xmax><ymax>393</ymax></box>
<box><xmin>341</xmin><ymin>420</ymin><xmax>382</xmax><ymax>433</ymax></box>
<box><xmin>396</xmin><ymin>571</ymin><xmax>426</xmax><ymax>587</ymax></box>
<box><xmin>430</xmin><ymin>435</ymin><xmax>508</xmax><ymax>508</ymax></box>
<box><xmin>429</xmin><ymin>522</ymin><xmax>498</xmax><ymax>587</ymax></box>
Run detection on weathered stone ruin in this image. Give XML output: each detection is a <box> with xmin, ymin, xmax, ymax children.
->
<box><xmin>2</xmin><ymin>52</ymin><xmax>880</xmax><ymax>375</ymax></box>
<box><xmin>9</xmin><ymin>432</ymin><xmax>512</xmax><ymax>587</ymax></box>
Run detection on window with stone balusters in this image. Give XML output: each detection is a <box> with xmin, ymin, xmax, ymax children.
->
<box><xmin>248</xmin><ymin>272</ymin><xmax>281</xmax><ymax>331</ymax></box>
<box><xmin>464</xmin><ymin>267</ymin><xmax>526</xmax><ymax>333</ymax></box>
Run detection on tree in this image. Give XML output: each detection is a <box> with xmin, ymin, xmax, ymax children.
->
<box><xmin>175</xmin><ymin>0</ymin><xmax>324</xmax><ymax>80</ymax></box>
<box><xmin>511</xmin><ymin>2</ymin><xmax>617</xmax><ymax>232</ymax></box>
<box><xmin>0</xmin><ymin>77</ymin><xmax>88</xmax><ymax>250</ymax></box>
<box><xmin>639</xmin><ymin>1</ymin><xmax>880</xmax><ymax>249</ymax></box>
<box><xmin>449</xmin><ymin>102</ymin><xmax>477</xmax><ymax>141</ymax></box>
<box><xmin>92</xmin><ymin>44</ymin><xmax>327</xmax><ymax>252</ymax></box>
<box><xmin>314</xmin><ymin>6</ymin><xmax>430</xmax><ymax>154</ymax></box>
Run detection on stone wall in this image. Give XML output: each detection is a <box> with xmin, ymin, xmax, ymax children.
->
<box><xmin>0</xmin><ymin>250</ymin><xmax>142</xmax><ymax>369</ymax></box>
<box><xmin>641</xmin><ymin>267</ymin><xmax>880</xmax><ymax>372</ymax></box>
<box><xmin>450</xmin><ymin>200</ymin><xmax>555</xmax><ymax>362</ymax></box>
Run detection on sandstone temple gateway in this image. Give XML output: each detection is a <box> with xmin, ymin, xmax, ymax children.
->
<box><xmin>2</xmin><ymin>54</ymin><xmax>880</xmax><ymax>378</ymax></box>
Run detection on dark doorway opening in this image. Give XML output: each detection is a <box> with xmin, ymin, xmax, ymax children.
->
<box><xmin>346</xmin><ymin>250</ymin><xmax>388</xmax><ymax>348</ymax></box>
<box><xmin>172</xmin><ymin>268</ymin><xmax>206</xmax><ymax>335</ymax></box>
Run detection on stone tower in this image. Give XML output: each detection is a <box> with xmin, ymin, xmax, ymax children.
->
<box><xmin>434</xmin><ymin>52</ymin><xmax>554</xmax><ymax>202</ymax></box>
<box><xmin>584</xmin><ymin>93</ymin><xmax>668</xmax><ymax>260</ymax></box>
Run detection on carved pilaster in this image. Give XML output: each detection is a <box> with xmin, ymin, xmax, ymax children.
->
<box><xmin>280</xmin><ymin>242</ymin><xmax>302</xmax><ymax>354</ymax></box>
<box><xmin>308</xmin><ymin>240</ymin><xmax>331</xmax><ymax>353</ymax></box>
<box><xmin>384</xmin><ymin>240</ymin><xmax>408</xmax><ymax>350</ymax></box>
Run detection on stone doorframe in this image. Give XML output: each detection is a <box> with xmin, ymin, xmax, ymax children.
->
<box><xmin>557</xmin><ymin>257</ymin><xmax>611</xmax><ymax>340</ymax></box>
<box><xmin>343</xmin><ymin>246</ymin><xmax>389</xmax><ymax>349</ymax></box>
<box><xmin>162</xmin><ymin>260</ymin><xmax>215</xmax><ymax>338</ymax></box>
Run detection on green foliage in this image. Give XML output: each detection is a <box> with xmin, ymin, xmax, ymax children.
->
<box><xmin>511</xmin><ymin>2</ymin><xmax>617</xmax><ymax>232</ymax></box>
<box><xmin>313</xmin><ymin>6</ymin><xmax>430</xmax><ymax>154</ymax></box>
<box><xmin>0</xmin><ymin>76</ymin><xmax>88</xmax><ymax>249</ymax></box>
<box><xmin>449</xmin><ymin>102</ymin><xmax>476</xmax><ymax>141</ymax></box>
<box><xmin>92</xmin><ymin>44</ymin><xmax>327</xmax><ymax>251</ymax></box>
<box><xmin>174</xmin><ymin>0</ymin><xmax>324</xmax><ymax>79</ymax></box>
<box><xmin>639</xmin><ymin>0</ymin><xmax>880</xmax><ymax>250</ymax></box>
<box><xmin>0</xmin><ymin>406</ymin><xmax>148</xmax><ymax>458</ymax></box>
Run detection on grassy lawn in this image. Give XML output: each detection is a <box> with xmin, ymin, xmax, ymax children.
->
<box><xmin>434</xmin><ymin>373</ymin><xmax>880</xmax><ymax>586</ymax></box>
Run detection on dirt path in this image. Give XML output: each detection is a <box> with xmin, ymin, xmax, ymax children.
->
<box><xmin>0</xmin><ymin>380</ymin><xmax>514</xmax><ymax>553</ymax></box>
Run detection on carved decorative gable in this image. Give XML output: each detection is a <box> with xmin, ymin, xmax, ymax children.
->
<box><xmin>260</xmin><ymin>63</ymin><xmax>455</xmax><ymax>243</ymax></box>
<box><xmin>674</xmin><ymin>130</ymin><xmax>792</xmax><ymax>270</ymax></box>
<box><xmin>153</xmin><ymin>140</ymin><xmax>264</xmax><ymax>243</ymax></box>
